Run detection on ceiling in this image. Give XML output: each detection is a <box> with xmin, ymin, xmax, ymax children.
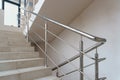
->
<box><xmin>30</xmin><ymin>0</ymin><xmax>94</xmax><ymax>42</ymax></box>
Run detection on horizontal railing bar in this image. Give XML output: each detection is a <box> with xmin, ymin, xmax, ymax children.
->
<box><xmin>84</xmin><ymin>42</ymin><xmax>104</xmax><ymax>53</ymax></box>
<box><xmin>30</xmin><ymin>26</ymin><xmax>79</xmax><ymax>52</ymax></box>
<box><xmin>30</xmin><ymin>30</ymin><xmax>45</xmax><ymax>41</ymax></box>
<box><xmin>99</xmin><ymin>77</ymin><xmax>107</xmax><ymax>80</ymax></box>
<box><xmin>84</xmin><ymin>58</ymin><xmax>106</xmax><ymax>68</ymax></box>
<box><xmin>29</xmin><ymin>19</ymin><xmax>45</xmax><ymax>30</ymax></box>
<box><xmin>20</xmin><ymin>7</ymin><xmax>106</xmax><ymax>42</ymax></box>
<box><xmin>59</xmin><ymin>58</ymin><xmax>106</xmax><ymax>77</ymax></box>
<box><xmin>47</xmin><ymin>30</ymin><xmax>79</xmax><ymax>51</ymax></box>
<box><xmin>58</xmin><ymin>69</ymin><xmax>77</xmax><ymax>77</ymax></box>
<box><xmin>52</xmin><ymin>42</ymin><xmax>104</xmax><ymax>70</ymax></box>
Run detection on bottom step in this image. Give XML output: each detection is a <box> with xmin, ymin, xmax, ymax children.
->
<box><xmin>0</xmin><ymin>58</ymin><xmax>44</xmax><ymax>71</ymax></box>
<box><xmin>0</xmin><ymin>66</ymin><xmax>52</xmax><ymax>80</ymax></box>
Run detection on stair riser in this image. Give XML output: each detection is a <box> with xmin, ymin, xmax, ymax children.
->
<box><xmin>0</xmin><ymin>53</ymin><xmax>39</xmax><ymax>60</ymax></box>
<box><xmin>0</xmin><ymin>68</ymin><xmax>51</xmax><ymax>80</ymax></box>
<box><xmin>0</xmin><ymin>47</ymin><xmax>34</xmax><ymax>52</ymax></box>
<box><xmin>0</xmin><ymin>59</ymin><xmax>44</xmax><ymax>71</ymax></box>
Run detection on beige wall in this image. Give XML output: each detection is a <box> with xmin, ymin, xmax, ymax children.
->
<box><xmin>47</xmin><ymin>0</ymin><xmax>120</xmax><ymax>80</ymax></box>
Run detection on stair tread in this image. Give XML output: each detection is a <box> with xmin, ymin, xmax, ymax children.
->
<box><xmin>0</xmin><ymin>66</ymin><xmax>50</xmax><ymax>77</ymax></box>
<box><xmin>35</xmin><ymin>76</ymin><xmax>60</xmax><ymax>80</ymax></box>
<box><xmin>0</xmin><ymin>58</ymin><xmax>43</xmax><ymax>63</ymax></box>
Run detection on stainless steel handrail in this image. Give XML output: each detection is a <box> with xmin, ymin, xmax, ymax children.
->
<box><xmin>19</xmin><ymin>7</ymin><xmax>106</xmax><ymax>80</ymax></box>
<box><xmin>20</xmin><ymin>7</ymin><xmax>106</xmax><ymax>42</ymax></box>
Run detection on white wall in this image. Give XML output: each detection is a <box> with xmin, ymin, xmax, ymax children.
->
<box><xmin>47</xmin><ymin>0</ymin><xmax>120</xmax><ymax>80</ymax></box>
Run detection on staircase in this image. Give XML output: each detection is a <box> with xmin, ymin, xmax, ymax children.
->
<box><xmin>0</xmin><ymin>26</ymin><xmax>60</xmax><ymax>80</ymax></box>
<box><xmin>0</xmin><ymin>0</ymin><xmax>107</xmax><ymax>79</ymax></box>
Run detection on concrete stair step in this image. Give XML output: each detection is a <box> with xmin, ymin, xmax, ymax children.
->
<box><xmin>0</xmin><ymin>52</ymin><xmax>39</xmax><ymax>60</ymax></box>
<box><xmin>0</xmin><ymin>39</ymin><xmax>27</xmax><ymax>43</ymax></box>
<box><xmin>0</xmin><ymin>32</ymin><xmax>22</xmax><ymax>35</ymax></box>
<box><xmin>0</xmin><ymin>38</ymin><xmax>27</xmax><ymax>42</ymax></box>
<box><xmin>0</xmin><ymin>37</ymin><xmax>26</xmax><ymax>41</ymax></box>
<box><xmin>0</xmin><ymin>31</ymin><xmax>25</xmax><ymax>40</ymax></box>
<box><xmin>0</xmin><ymin>46</ymin><xmax>34</xmax><ymax>52</ymax></box>
<box><xmin>0</xmin><ymin>41</ymin><xmax>29</xmax><ymax>47</ymax></box>
<box><xmin>35</xmin><ymin>76</ymin><xmax>60</xmax><ymax>80</ymax></box>
<box><xmin>0</xmin><ymin>58</ymin><xmax>44</xmax><ymax>71</ymax></box>
<box><xmin>0</xmin><ymin>29</ymin><xmax>21</xmax><ymax>33</ymax></box>
<box><xmin>0</xmin><ymin>42</ymin><xmax>31</xmax><ymax>47</ymax></box>
<box><xmin>0</xmin><ymin>35</ymin><xmax>24</xmax><ymax>38</ymax></box>
<box><xmin>0</xmin><ymin>31</ymin><xmax>23</xmax><ymax>35</ymax></box>
<box><xmin>0</xmin><ymin>26</ymin><xmax>21</xmax><ymax>32</ymax></box>
<box><xmin>0</xmin><ymin>66</ymin><xmax>52</xmax><ymax>80</ymax></box>
<box><xmin>0</xmin><ymin>26</ymin><xmax>56</xmax><ymax>80</ymax></box>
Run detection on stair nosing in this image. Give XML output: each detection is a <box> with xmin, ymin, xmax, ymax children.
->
<box><xmin>0</xmin><ymin>58</ymin><xmax>44</xmax><ymax>63</ymax></box>
<box><xmin>0</xmin><ymin>52</ymin><xmax>39</xmax><ymax>53</ymax></box>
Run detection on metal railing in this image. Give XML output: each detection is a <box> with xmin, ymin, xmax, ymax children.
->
<box><xmin>19</xmin><ymin>3</ymin><xmax>107</xmax><ymax>80</ymax></box>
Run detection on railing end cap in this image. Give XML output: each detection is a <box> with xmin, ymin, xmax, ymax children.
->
<box><xmin>95</xmin><ymin>37</ymin><xmax>107</xmax><ymax>42</ymax></box>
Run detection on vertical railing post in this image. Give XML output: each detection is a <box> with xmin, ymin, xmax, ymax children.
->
<box><xmin>80</xmin><ymin>36</ymin><xmax>84</xmax><ymax>80</ymax></box>
<box><xmin>24</xmin><ymin>0</ymin><xmax>29</xmax><ymax>41</ymax></box>
<box><xmin>95</xmin><ymin>48</ymin><xmax>99</xmax><ymax>80</ymax></box>
<box><xmin>45</xmin><ymin>21</ymin><xmax>48</xmax><ymax>67</ymax></box>
<box><xmin>26</xmin><ymin>9</ymin><xmax>29</xmax><ymax>41</ymax></box>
